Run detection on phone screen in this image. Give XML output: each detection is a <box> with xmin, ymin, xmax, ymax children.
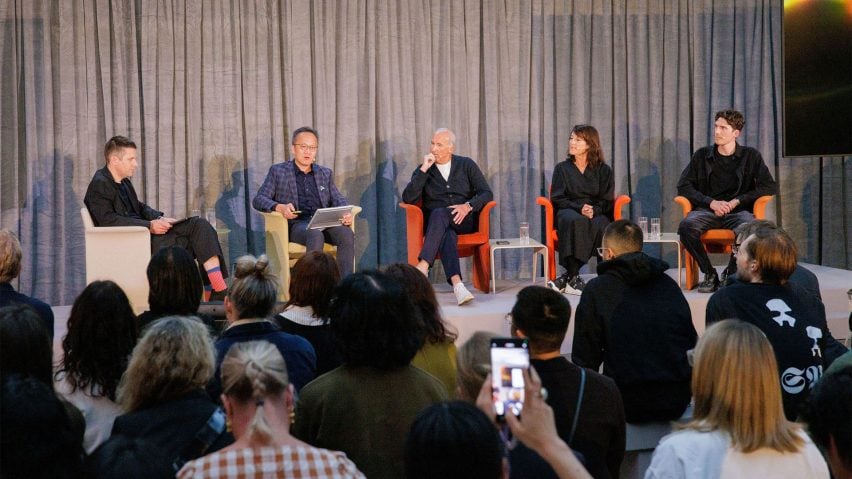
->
<box><xmin>490</xmin><ymin>337</ymin><xmax>529</xmax><ymax>420</ymax></box>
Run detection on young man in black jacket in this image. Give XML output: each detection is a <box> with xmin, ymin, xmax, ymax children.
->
<box><xmin>572</xmin><ymin>220</ymin><xmax>697</xmax><ymax>423</ymax></box>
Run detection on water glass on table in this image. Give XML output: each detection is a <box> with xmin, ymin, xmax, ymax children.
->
<box><xmin>519</xmin><ymin>222</ymin><xmax>530</xmax><ymax>245</ymax></box>
<box><xmin>638</xmin><ymin>216</ymin><xmax>648</xmax><ymax>238</ymax></box>
<box><xmin>650</xmin><ymin>218</ymin><xmax>661</xmax><ymax>240</ymax></box>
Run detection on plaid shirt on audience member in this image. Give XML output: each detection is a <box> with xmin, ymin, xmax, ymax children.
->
<box><xmin>178</xmin><ymin>445</ymin><xmax>365</xmax><ymax>479</ymax></box>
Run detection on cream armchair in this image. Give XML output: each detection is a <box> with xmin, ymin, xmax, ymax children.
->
<box><xmin>80</xmin><ymin>208</ymin><xmax>151</xmax><ymax>313</ymax></box>
<box><xmin>261</xmin><ymin>206</ymin><xmax>361</xmax><ymax>301</ymax></box>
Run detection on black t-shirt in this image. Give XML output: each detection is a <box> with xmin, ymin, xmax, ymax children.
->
<box><xmin>709</xmin><ymin>149</ymin><xmax>740</xmax><ymax>200</ymax></box>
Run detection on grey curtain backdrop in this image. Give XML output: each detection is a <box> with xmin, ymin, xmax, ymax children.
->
<box><xmin>1</xmin><ymin>0</ymin><xmax>849</xmax><ymax>305</ymax></box>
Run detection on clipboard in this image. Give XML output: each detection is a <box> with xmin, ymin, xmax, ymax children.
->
<box><xmin>306</xmin><ymin>205</ymin><xmax>353</xmax><ymax>230</ymax></box>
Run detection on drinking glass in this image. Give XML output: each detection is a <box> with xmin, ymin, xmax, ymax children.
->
<box><xmin>638</xmin><ymin>216</ymin><xmax>648</xmax><ymax>238</ymax></box>
<box><xmin>519</xmin><ymin>222</ymin><xmax>530</xmax><ymax>245</ymax></box>
<box><xmin>650</xmin><ymin>218</ymin><xmax>661</xmax><ymax>240</ymax></box>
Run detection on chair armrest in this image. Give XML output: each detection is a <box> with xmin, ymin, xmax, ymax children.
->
<box><xmin>477</xmin><ymin>201</ymin><xmax>497</xmax><ymax>233</ymax></box>
<box><xmin>536</xmin><ymin>196</ymin><xmax>554</xmax><ymax>241</ymax></box>
<box><xmin>86</xmin><ymin>226</ymin><xmax>150</xmax><ymax>235</ymax></box>
<box><xmin>614</xmin><ymin>195</ymin><xmax>631</xmax><ymax>220</ymax></box>
<box><xmin>674</xmin><ymin>196</ymin><xmax>692</xmax><ymax>217</ymax></box>
<box><xmin>753</xmin><ymin>195</ymin><xmax>773</xmax><ymax>219</ymax></box>
<box><xmin>399</xmin><ymin>202</ymin><xmax>425</xmax><ymax>265</ymax></box>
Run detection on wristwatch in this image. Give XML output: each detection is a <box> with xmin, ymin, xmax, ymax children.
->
<box><xmin>465</xmin><ymin>201</ymin><xmax>473</xmax><ymax>211</ymax></box>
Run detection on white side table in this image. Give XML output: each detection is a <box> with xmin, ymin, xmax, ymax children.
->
<box><xmin>489</xmin><ymin>238</ymin><xmax>549</xmax><ymax>294</ymax></box>
<box><xmin>643</xmin><ymin>232</ymin><xmax>682</xmax><ymax>288</ymax></box>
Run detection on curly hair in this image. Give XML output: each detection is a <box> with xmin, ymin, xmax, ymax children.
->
<box><xmin>329</xmin><ymin>271</ymin><xmax>425</xmax><ymax>370</ymax></box>
<box><xmin>229</xmin><ymin>255</ymin><xmax>279</xmax><ymax>319</ymax></box>
<box><xmin>117</xmin><ymin>316</ymin><xmax>214</xmax><ymax>412</ymax></box>
<box><xmin>57</xmin><ymin>281</ymin><xmax>138</xmax><ymax>400</ymax></box>
<box><xmin>285</xmin><ymin>251</ymin><xmax>340</xmax><ymax>320</ymax></box>
<box><xmin>146</xmin><ymin>246</ymin><xmax>203</xmax><ymax>315</ymax></box>
<box><xmin>221</xmin><ymin>340</ymin><xmax>289</xmax><ymax>445</ymax></box>
<box><xmin>382</xmin><ymin>263</ymin><xmax>457</xmax><ymax>344</ymax></box>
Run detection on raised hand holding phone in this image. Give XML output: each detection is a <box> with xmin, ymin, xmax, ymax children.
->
<box><xmin>490</xmin><ymin>337</ymin><xmax>530</xmax><ymax>421</ymax></box>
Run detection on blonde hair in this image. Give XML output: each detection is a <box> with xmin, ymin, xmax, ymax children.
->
<box><xmin>117</xmin><ymin>316</ymin><xmax>215</xmax><ymax>412</ymax></box>
<box><xmin>683</xmin><ymin>320</ymin><xmax>803</xmax><ymax>453</ymax></box>
<box><xmin>456</xmin><ymin>331</ymin><xmax>496</xmax><ymax>402</ymax></box>
<box><xmin>221</xmin><ymin>340</ymin><xmax>289</xmax><ymax>445</ymax></box>
<box><xmin>229</xmin><ymin>255</ymin><xmax>279</xmax><ymax>319</ymax></box>
<box><xmin>0</xmin><ymin>229</ymin><xmax>22</xmax><ymax>283</ymax></box>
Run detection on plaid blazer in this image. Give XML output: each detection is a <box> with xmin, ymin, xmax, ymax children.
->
<box><xmin>252</xmin><ymin>160</ymin><xmax>348</xmax><ymax>213</ymax></box>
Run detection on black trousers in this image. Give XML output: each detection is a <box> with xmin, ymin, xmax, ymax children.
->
<box><xmin>150</xmin><ymin>217</ymin><xmax>228</xmax><ymax>284</ymax></box>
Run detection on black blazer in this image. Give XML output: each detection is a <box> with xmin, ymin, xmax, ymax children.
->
<box><xmin>84</xmin><ymin>167</ymin><xmax>162</xmax><ymax>228</ymax></box>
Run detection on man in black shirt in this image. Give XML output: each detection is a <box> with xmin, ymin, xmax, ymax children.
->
<box><xmin>401</xmin><ymin>128</ymin><xmax>493</xmax><ymax>306</ymax></box>
<box><xmin>676</xmin><ymin>109</ymin><xmax>776</xmax><ymax>292</ymax></box>
<box><xmin>84</xmin><ymin>136</ymin><xmax>228</xmax><ymax>299</ymax></box>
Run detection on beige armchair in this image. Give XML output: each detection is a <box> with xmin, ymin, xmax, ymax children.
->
<box><xmin>80</xmin><ymin>208</ymin><xmax>151</xmax><ymax>313</ymax></box>
<box><xmin>261</xmin><ymin>206</ymin><xmax>361</xmax><ymax>301</ymax></box>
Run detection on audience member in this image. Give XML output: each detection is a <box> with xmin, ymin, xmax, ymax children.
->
<box><xmin>178</xmin><ymin>340</ymin><xmax>364</xmax><ymax>478</ymax></box>
<box><xmin>86</xmin><ymin>435</ymin><xmax>174</xmax><ymax>479</ymax></box>
<box><xmin>645</xmin><ymin>320</ymin><xmax>829</xmax><ymax>478</ymax></box>
<box><xmin>384</xmin><ymin>262</ymin><xmax>459</xmax><ymax>397</ymax></box>
<box><xmin>0</xmin><ymin>304</ymin><xmax>85</xmax><ymax>443</ymax></box>
<box><xmin>455</xmin><ymin>331</ymin><xmax>497</xmax><ymax>402</ymax></box>
<box><xmin>572</xmin><ymin>220</ymin><xmax>696</xmax><ymax>423</ymax></box>
<box><xmin>401</xmin><ymin>128</ymin><xmax>493</xmax><ymax>305</ymax></box>
<box><xmin>800</xmin><ymin>367</ymin><xmax>852</xmax><ymax>479</ymax></box>
<box><xmin>706</xmin><ymin>226</ymin><xmax>848</xmax><ymax>419</ymax></box>
<box><xmin>0</xmin><ymin>229</ymin><xmax>54</xmax><ymax>339</ymax></box>
<box><xmin>252</xmin><ymin>126</ymin><xmax>356</xmax><ymax>277</ymax></box>
<box><xmin>84</xmin><ymin>135</ymin><xmax>229</xmax><ymax>300</ymax></box>
<box><xmin>111</xmin><ymin>316</ymin><xmax>233</xmax><ymax>470</ymax></box>
<box><xmin>293</xmin><ymin>271</ymin><xmax>447</xmax><ymax>479</ymax></box>
<box><xmin>726</xmin><ymin>219</ymin><xmax>821</xmax><ymax>297</ymax></box>
<box><xmin>510</xmin><ymin>286</ymin><xmax>625</xmax><ymax>478</ymax></box>
<box><xmin>213</xmin><ymin>254</ymin><xmax>316</xmax><ymax>398</ymax></box>
<box><xmin>405</xmin><ymin>400</ymin><xmax>507</xmax><ymax>479</ymax></box>
<box><xmin>54</xmin><ymin>280</ymin><xmax>138</xmax><ymax>453</ymax></box>
<box><xmin>676</xmin><ymin>109</ymin><xmax>776</xmax><ymax>293</ymax></box>
<box><xmin>138</xmin><ymin>246</ymin><xmax>211</xmax><ymax>331</ymax></box>
<box><xmin>546</xmin><ymin>124</ymin><xmax>615</xmax><ymax>295</ymax></box>
<box><xmin>275</xmin><ymin>251</ymin><xmax>344</xmax><ymax>376</ymax></box>
<box><xmin>1</xmin><ymin>374</ymin><xmax>85</xmax><ymax>479</ymax></box>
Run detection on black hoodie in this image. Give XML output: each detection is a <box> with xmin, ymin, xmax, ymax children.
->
<box><xmin>572</xmin><ymin>252</ymin><xmax>697</xmax><ymax>423</ymax></box>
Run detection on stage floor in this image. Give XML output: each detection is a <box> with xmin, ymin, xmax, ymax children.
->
<box><xmin>51</xmin><ymin>263</ymin><xmax>850</xmax><ymax>358</ymax></box>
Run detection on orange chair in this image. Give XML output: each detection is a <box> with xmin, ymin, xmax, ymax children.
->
<box><xmin>674</xmin><ymin>195</ymin><xmax>773</xmax><ymax>290</ymax></box>
<box><xmin>536</xmin><ymin>194</ymin><xmax>631</xmax><ymax>281</ymax></box>
<box><xmin>399</xmin><ymin>201</ymin><xmax>497</xmax><ymax>293</ymax></box>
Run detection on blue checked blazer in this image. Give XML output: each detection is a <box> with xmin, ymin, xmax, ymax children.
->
<box><xmin>252</xmin><ymin>160</ymin><xmax>348</xmax><ymax>213</ymax></box>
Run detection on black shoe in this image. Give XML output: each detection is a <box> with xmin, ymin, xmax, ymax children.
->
<box><xmin>720</xmin><ymin>267</ymin><xmax>735</xmax><ymax>287</ymax></box>
<box><xmin>547</xmin><ymin>273</ymin><xmax>570</xmax><ymax>293</ymax></box>
<box><xmin>697</xmin><ymin>272</ymin><xmax>720</xmax><ymax>293</ymax></box>
<box><xmin>563</xmin><ymin>275</ymin><xmax>585</xmax><ymax>295</ymax></box>
<box><xmin>208</xmin><ymin>289</ymin><xmax>228</xmax><ymax>302</ymax></box>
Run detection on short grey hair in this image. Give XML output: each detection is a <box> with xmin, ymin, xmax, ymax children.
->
<box><xmin>434</xmin><ymin>128</ymin><xmax>456</xmax><ymax>146</ymax></box>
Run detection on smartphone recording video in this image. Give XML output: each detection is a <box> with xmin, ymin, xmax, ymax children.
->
<box><xmin>490</xmin><ymin>337</ymin><xmax>529</xmax><ymax>420</ymax></box>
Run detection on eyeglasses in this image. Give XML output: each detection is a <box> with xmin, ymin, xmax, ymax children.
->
<box><xmin>596</xmin><ymin>247</ymin><xmax>612</xmax><ymax>257</ymax></box>
<box><xmin>293</xmin><ymin>144</ymin><xmax>318</xmax><ymax>152</ymax></box>
<box><xmin>732</xmin><ymin>243</ymin><xmax>742</xmax><ymax>254</ymax></box>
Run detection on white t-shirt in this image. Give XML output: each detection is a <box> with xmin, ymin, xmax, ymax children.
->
<box><xmin>436</xmin><ymin>161</ymin><xmax>452</xmax><ymax>181</ymax></box>
<box><xmin>644</xmin><ymin>428</ymin><xmax>829</xmax><ymax>479</ymax></box>
<box><xmin>55</xmin><ymin>373</ymin><xmax>122</xmax><ymax>454</ymax></box>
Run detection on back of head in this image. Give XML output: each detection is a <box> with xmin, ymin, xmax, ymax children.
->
<box><xmin>0</xmin><ymin>228</ymin><xmax>22</xmax><ymax>283</ymax></box>
<box><xmin>221</xmin><ymin>340</ymin><xmax>289</xmax><ymax>446</ymax></box>
<box><xmin>1</xmin><ymin>374</ymin><xmax>85</xmax><ymax>479</ymax></box>
<box><xmin>60</xmin><ymin>280</ymin><xmax>138</xmax><ymax>400</ymax></box>
<box><xmin>147</xmin><ymin>246</ymin><xmax>202</xmax><ymax>315</ymax></box>
<box><xmin>734</xmin><ymin>219</ymin><xmax>778</xmax><ymax>244</ymax></box>
<box><xmin>603</xmin><ymin>219</ymin><xmax>643</xmax><ymax>255</ymax></box>
<box><xmin>118</xmin><ymin>316</ymin><xmax>214</xmax><ymax>412</ymax></box>
<box><xmin>405</xmin><ymin>401</ymin><xmax>504</xmax><ymax>479</ymax></box>
<box><xmin>86</xmin><ymin>435</ymin><xmax>173</xmax><ymax>479</ymax></box>
<box><xmin>800</xmin><ymin>366</ymin><xmax>852</xmax><ymax>475</ymax></box>
<box><xmin>510</xmin><ymin>286</ymin><xmax>571</xmax><ymax>354</ymax></box>
<box><xmin>383</xmin><ymin>262</ymin><xmax>456</xmax><ymax>344</ymax></box>
<box><xmin>688</xmin><ymin>319</ymin><xmax>802</xmax><ymax>453</ymax></box>
<box><xmin>286</xmin><ymin>251</ymin><xmax>340</xmax><ymax>319</ymax></box>
<box><xmin>456</xmin><ymin>331</ymin><xmax>497</xmax><ymax>402</ymax></box>
<box><xmin>329</xmin><ymin>270</ymin><xmax>425</xmax><ymax>370</ymax></box>
<box><xmin>0</xmin><ymin>304</ymin><xmax>53</xmax><ymax>385</ymax></box>
<box><xmin>230</xmin><ymin>255</ymin><xmax>279</xmax><ymax>319</ymax></box>
<box><xmin>744</xmin><ymin>227</ymin><xmax>797</xmax><ymax>285</ymax></box>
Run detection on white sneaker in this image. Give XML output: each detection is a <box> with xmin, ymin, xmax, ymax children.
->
<box><xmin>562</xmin><ymin>275</ymin><xmax>584</xmax><ymax>296</ymax></box>
<box><xmin>454</xmin><ymin>283</ymin><xmax>474</xmax><ymax>306</ymax></box>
